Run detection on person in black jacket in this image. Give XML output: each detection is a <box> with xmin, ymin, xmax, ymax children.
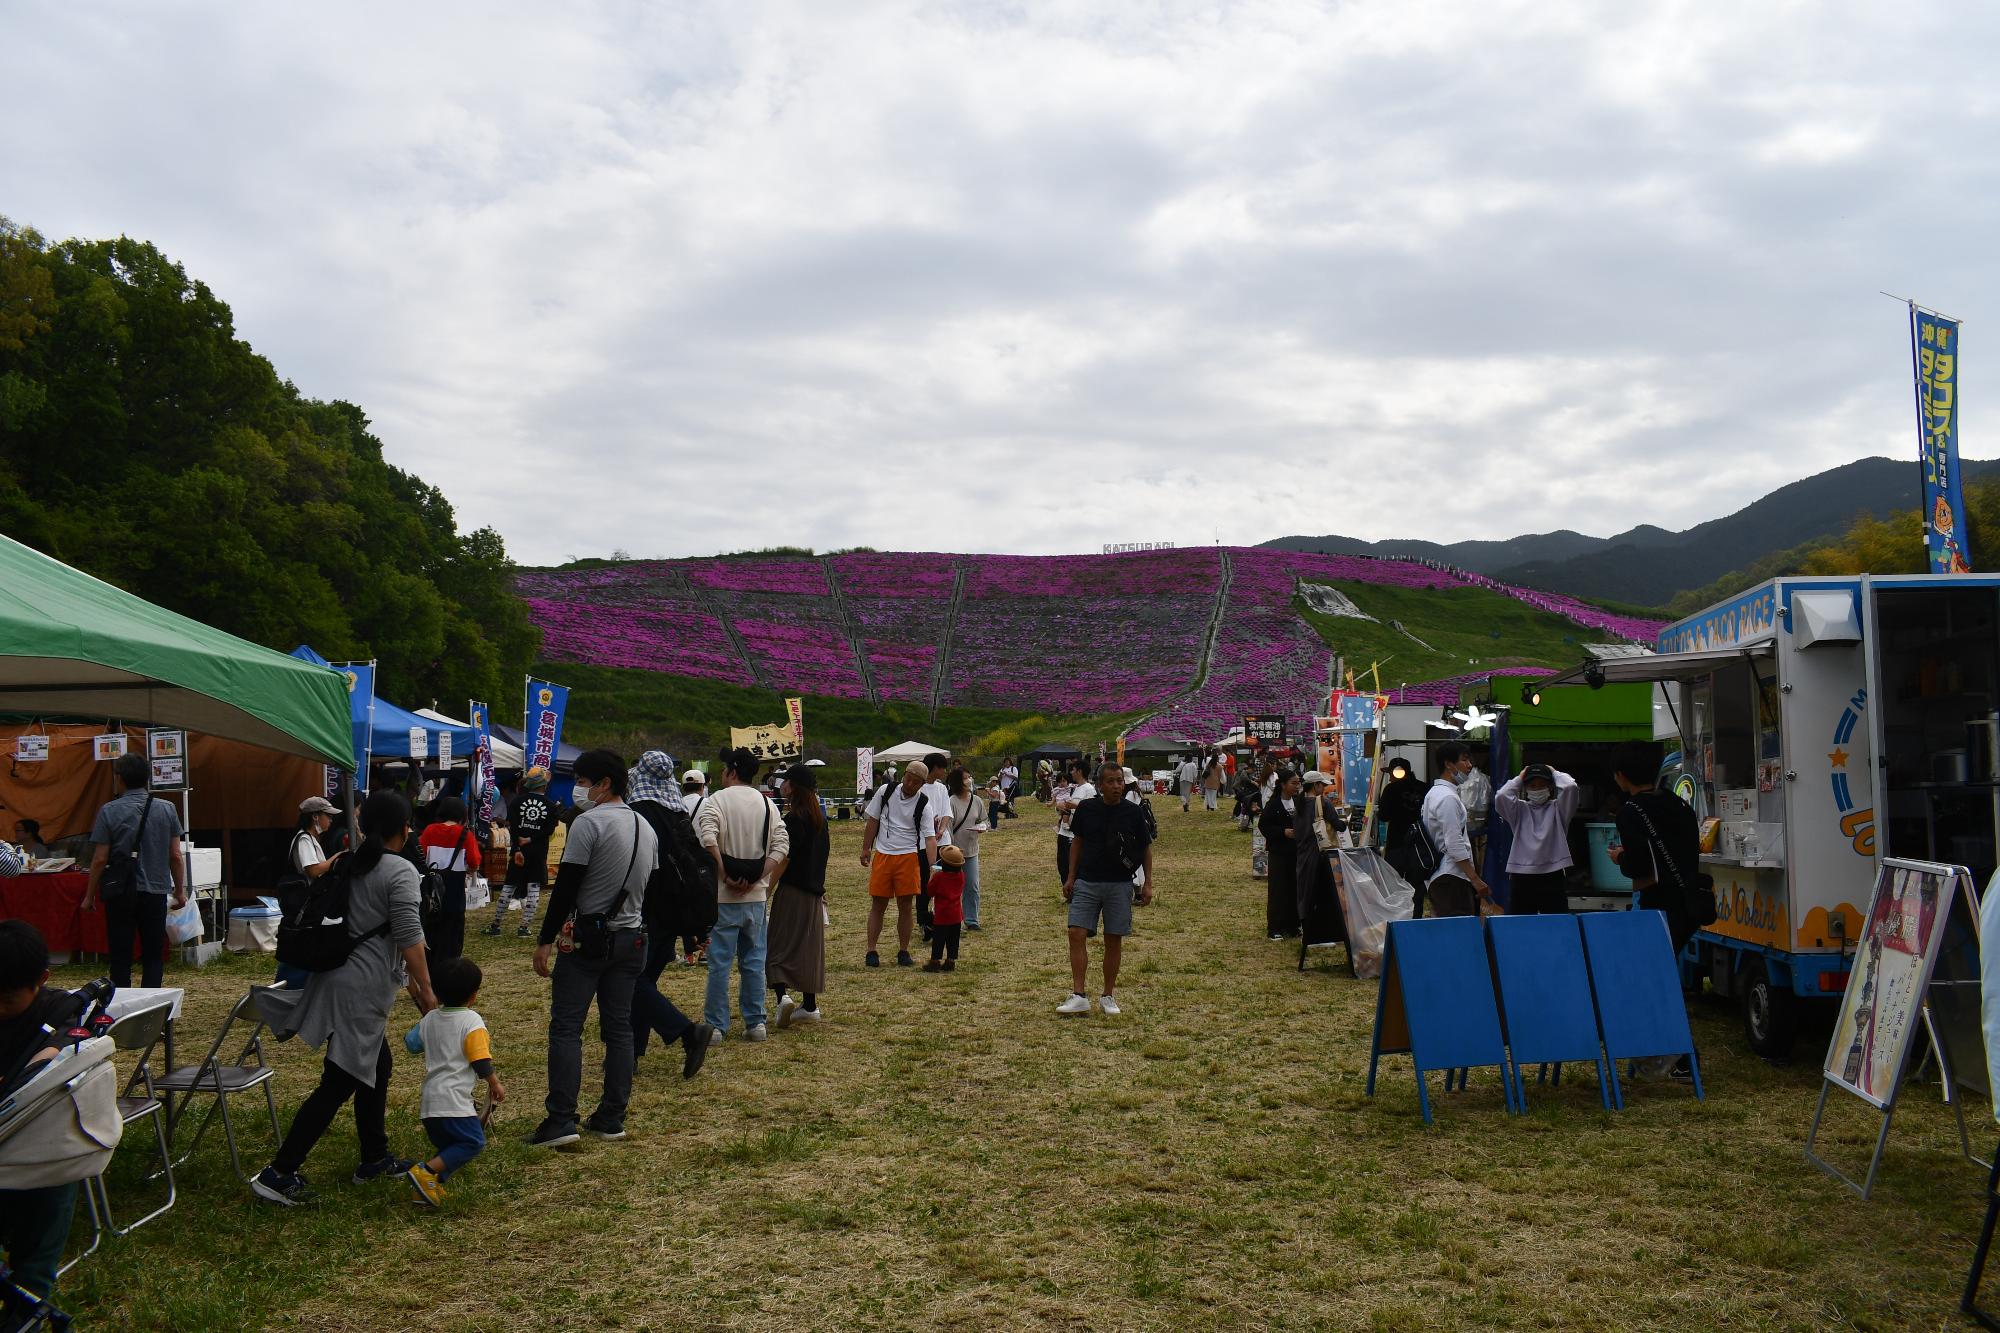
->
<box><xmin>1295</xmin><ymin>772</ymin><xmax>1348</xmax><ymax>948</ymax></box>
<box><xmin>1610</xmin><ymin>744</ymin><xmax>1702</xmax><ymax>960</ymax></box>
<box><xmin>1259</xmin><ymin>769</ymin><xmax>1302</xmax><ymax>939</ymax></box>
<box><xmin>625</xmin><ymin>750</ymin><xmax>714</xmax><ymax>1079</ymax></box>
<box><xmin>770</xmin><ymin>765</ymin><xmax>830</xmax><ymax>1028</ymax></box>
<box><xmin>1376</xmin><ymin>758</ymin><xmax>1429</xmax><ymax>915</ymax></box>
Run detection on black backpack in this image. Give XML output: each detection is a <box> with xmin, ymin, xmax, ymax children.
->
<box><xmin>633</xmin><ymin>801</ymin><xmax>710</xmax><ymax>928</ymax></box>
<box><xmin>869</xmin><ymin>781</ymin><xmax>928</xmax><ymax>843</ymax></box>
<box><xmin>276</xmin><ymin>859</ymin><xmax>390</xmax><ymax>973</ymax></box>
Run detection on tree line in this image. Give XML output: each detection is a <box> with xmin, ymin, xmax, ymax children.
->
<box><xmin>0</xmin><ymin>219</ymin><xmax>537</xmax><ymax>707</ymax></box>
<box><xmin>1665</xmin><ymin>475</ymin><xmax>2000</xmax><ymax>616</ymax></box>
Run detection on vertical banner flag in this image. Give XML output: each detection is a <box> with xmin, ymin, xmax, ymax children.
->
<box><xmin>525</xmin><ymin>679</ymin><xmax>570</xmax><ymax>774</ymax></box>
<box><xmin>786</xmin><ymin>697</ymin><xmax>805</xmax><ymax>750</ymax></box>
<box><xmin>856</xmin><ymin>746</ymin><xmax>874</xmax><ymax>796</ymax></box>
<box><xmin>470</xmin><ymin>701</ymin><xmax>495</xmax><ymax>832</ymax></box>
<box><xmin>437</xmin><ymin>731</ymin><xmax>452</xmax><ymax>768</ymax></box>
<box><xmin>1330</xmin><ymin>690</ymin><xmax>1386</xmax><ymax>805</ymax></box>
<box><xmin>330</xmin><ymin>662</ymin><xmax>376</xmax><ymax>797</ymax></box>
<box><xmin>1912</xmin><ymin>306</ymin><xmax>1972</xmax><ymax>573</ymax></box>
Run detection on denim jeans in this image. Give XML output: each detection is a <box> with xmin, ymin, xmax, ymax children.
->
<box><xmin>704</xmin><ymin>900</ymin><xmax>768</xmax><ymax>1032</ymax></box>
<box><xmin>545</xmin><ymin>927</ymin><xmax>644</xmax><ymax>1128</ymax></box>
<box><xmin>962</xmin><ymin>854</ymin><xmax>982</xmax><ymax>927</ymax></box>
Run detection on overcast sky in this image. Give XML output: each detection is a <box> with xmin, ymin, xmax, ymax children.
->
<box><xmin>7</xmin><ymin>2</ymin><xmax>1996</xmax><ymax>565</ymax></box>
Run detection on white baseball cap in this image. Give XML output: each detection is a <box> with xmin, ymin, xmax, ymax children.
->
<box><xmin>682</xmin><ymin>769</ymin><xmax>707</xmax><ymax>785</ymax></box>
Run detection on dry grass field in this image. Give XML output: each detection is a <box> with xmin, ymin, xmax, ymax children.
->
<box><xmin>46</xmin><ymin>803</ymin><xmax>1993</xmax><ymax>1331</ymax></box>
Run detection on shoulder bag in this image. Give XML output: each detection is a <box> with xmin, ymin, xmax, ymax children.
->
<box><xmin>99</xmin><ymin>793</ymin><xmax>156</xmax><ymax>901</ymax></box>
<box><xmin>1628</xmin><ymin>798</ymin><xmax>1718</xmax><ymax>926</ymax></box>
<box><xmin>565</xmin><ymin>811</ymin><xmax>643</xmax><ymax>960</ymax></box>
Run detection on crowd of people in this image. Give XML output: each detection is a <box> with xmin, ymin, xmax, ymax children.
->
<box><xmin>0</xmin><ymin>721</ymin><xmax>1718</xmax><ymax>1306</ymax></box>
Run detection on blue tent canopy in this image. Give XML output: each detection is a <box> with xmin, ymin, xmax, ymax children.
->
<box><xmin>289</xmin><ymin>646</ymin><xmax>476</xmax><ymax>762</ymax></box>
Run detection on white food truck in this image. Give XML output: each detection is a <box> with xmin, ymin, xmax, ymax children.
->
<box><xmin>1540</xmin><ymin>574</ymin><xmax>2000</xmax><ymax>1056</ymax></box>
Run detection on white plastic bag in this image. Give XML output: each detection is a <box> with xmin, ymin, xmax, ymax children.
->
<box><xmin>1332</xmin><ymin>849</ymin><xmax>1415</xmax><ymax>978</ymax></box>
<box><xmin>166</xmin><ymin>895</ymin><xmax>204</xmax><ymax>944</ymax></box>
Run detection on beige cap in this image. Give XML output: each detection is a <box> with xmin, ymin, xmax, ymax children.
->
<box><xmin>904</xmin><ymin>760</ymin><xmax>929</xmax><ymax>778</ymax></box>
<box><xmin>1300</xmin><ymin>770</ymin><xmax>1334</xmax><ymax>786</ymax></box>
<box><xmin>299</xmin><ymin>796</ymin><xmax>339</xmax><ymax>816</ymax></box>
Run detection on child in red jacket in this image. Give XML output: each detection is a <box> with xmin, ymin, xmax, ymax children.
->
<box><xmin>418</xmin><ymin>798</ymin><xmax>482</xmax><ymax>965</ymax></box>
<box><xmin>923</xmin><ymin>845</ymin><xmax>967</xmax><ymax>972</ymax></box>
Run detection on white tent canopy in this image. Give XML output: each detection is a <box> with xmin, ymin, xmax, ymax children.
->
<box><xmin>874</xmin><ymin>739</ymin><xmax>951</xmax><ymax>764</ymax></box>
<box><xmin>416</xmin><ymin>708</ymin><xmax>525</xmax><ymax>768</ymax></box>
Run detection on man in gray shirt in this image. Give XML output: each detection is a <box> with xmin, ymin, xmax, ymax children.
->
<box><xmin>83</xmin><ymin>752</ymin><xmax>187</xmax><ymax>989</ymax></box>
<box><xmin>529</xmin><ymin>748</ymin><xmax>655</xmax><ymax>1148</ymax></box>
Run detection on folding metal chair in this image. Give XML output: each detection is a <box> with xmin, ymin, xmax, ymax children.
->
<box><xmin>89</xmin><ymin>998</ymin><xmax>177</xmax><ymax>1235</ymax></box>
<box><xmin>156</xmin><ymin>985</ymin><xmax>280</xmax><ymax>1183</ymax></box>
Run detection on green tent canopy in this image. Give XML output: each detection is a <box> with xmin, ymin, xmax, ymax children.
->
<box><xmin>0</xmin><ymin>534</ymin><xmax>354</xmax><ymax>767</ymax></box>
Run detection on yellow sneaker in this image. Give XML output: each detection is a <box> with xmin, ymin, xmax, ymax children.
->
<box><xmin>405</xmin><ymin>1162</ymin><xmax>445</xmax><ymax>1208</ymax></box>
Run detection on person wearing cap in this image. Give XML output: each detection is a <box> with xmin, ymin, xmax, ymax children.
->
<box><xmin>1493</xmin><ymin>763</ymin><xmax>1580</xmax><ymax>914</ymax></box>
<box><xmin>861</xmin><ymin>760</ymin><xmax>938</xmax><ymax>968</ymax></box>
<box><xmin>922</xmin><ymin>844</ymin><xmax>967</xmax><ymax>971</ymax></box>
<box><xmin>1259</xmin><ymin>769</ymin><xmax>1303</xmax><ymax>939</ymax></box>
<box><xmin>292</xmin><ymin>796</ymin><xmax>342</xmax><ymax>882</ymax></box>
<box><xmin>1295</xmin><ymin>770</ymin><xmax>1348</xmax><ymax>947</ymax></box>
<box><xmin>915</xmin><ymin>752</ymin><xmax>954</xmax><ymax>940</ymax></box>
<box><xmin>490</xmin><ymin>766</ymin><xmax>558</xmax><ymax>938</ymax></box>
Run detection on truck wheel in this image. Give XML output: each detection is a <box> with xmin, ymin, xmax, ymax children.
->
<box><xmin>1744</xmin><ymin>970</ymin><xmax>1797</xmax><ymax>1059</ymax></box>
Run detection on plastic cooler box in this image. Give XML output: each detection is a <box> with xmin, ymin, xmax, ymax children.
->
<box><xmin>226</xmin><ymin>898</ymin><xmax>282</xmax><ymax>953</ymax></box>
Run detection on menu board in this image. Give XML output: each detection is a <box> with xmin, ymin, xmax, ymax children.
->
<box><xmin>1823</xmin><ymin>859</ymin><xmax>1970</xmax><ymax>1108</ymax></box>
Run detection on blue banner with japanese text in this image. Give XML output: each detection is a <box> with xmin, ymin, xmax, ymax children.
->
<box><xmin>1915</xmin><ymin>310</ymin><xmax>1971</xmax><ymax>573</ymax></box>
<box><xmin>524</xmin><ymin>680</ymin><xmax>569</xmax><ymax>775</ymax></box>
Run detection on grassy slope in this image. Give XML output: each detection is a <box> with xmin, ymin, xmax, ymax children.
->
<box><xmin>543</xmin><ymin>660</ymin><xmax>1144</xmax><ymax>784</ymax></box>
<box><xmin>1296</xmin><ymin>580</ymin><xmax>1600</xmax><ymax>693</ymax></box>
<box><xmin>54</xmin><ymin>809</ymin><xmax>1977</xmax><ymax>1331</ymax></box>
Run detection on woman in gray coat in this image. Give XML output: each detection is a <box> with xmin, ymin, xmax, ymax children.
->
<box><xmin>253</xmin><ymin>789</ymin><xmax>436</xmax><ymax>1206</ymax></box>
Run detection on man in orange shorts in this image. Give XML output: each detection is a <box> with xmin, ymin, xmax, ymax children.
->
<box><xmin>860</xmin><ymin>760</ymin><xmax>939</xmax><ymax>968</ymax></box>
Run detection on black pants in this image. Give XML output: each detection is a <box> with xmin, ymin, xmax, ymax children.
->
<box><xmin>1427</xmin><ymin>874</ymin><xmax>1476</xmax><ymax>918</ymax></box>
<box><xmin>1510</xmin><ymin>871</ymin><xmax>1570</xmax><ymax>915</ymax></box>
<box><xmin>632</xmin><ymin>926</ymin><xmax>696</xmax><ymax>1058</ymax></box>
<box><xmin>104</xmin><ymin>891</ymin><xmax>169</xmax><ymax>989</ymax></box>
<box><xmin>273</xmin><ymin>1040</ymin><xmax>392</xmax><ymax>1173</ymax></box>
<box><xmin>916</xmin><ymin>852</ymin><xmax>934</xmax><ymax>930</ymax></box>
<box><xmin>1056</xmin><ymin>837</ymin><xmax>1071</xmax><ymax>883</ymax></box>
<box><xmin>1267</xmin><ymin>855</ymin><xmax>1300</xmax><ymax>937</ymax></box>
<box><xmin>930</xmin><ymin>923</ymin><xmax>961</xmax><ymax>962</ymax></box>
<box><xmin>424</xmin><ymin>874</ymin><xmax>467</xmax><ymax>970</ymax></box>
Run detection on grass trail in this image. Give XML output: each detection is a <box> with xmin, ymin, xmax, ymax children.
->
<box><xmin>51</xmin><ymin>805</ymin><xmax>1985</xmax><ymax>1331</ymax></box>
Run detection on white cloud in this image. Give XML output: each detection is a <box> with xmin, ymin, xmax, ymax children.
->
<box><xmin>3</xmin><ymin>0</ymin><xmax>1996</xmax><ymax>565</ymax></box>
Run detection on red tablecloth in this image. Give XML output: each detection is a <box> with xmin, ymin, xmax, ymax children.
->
<box><xmin>0</xmin><ymin>871</ymin><xmax>163</xmax><ymax>959</ymax></box>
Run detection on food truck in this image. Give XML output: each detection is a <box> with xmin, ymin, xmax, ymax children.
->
<box><xmin>1539</xmin><ymin>574</ymin><xmax>2000</xmax><ymax>1056</ymax></box>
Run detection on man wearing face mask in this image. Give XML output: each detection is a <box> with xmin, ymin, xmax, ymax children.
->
<box><xmin>1419</xmin><ymin>741</ymin><xmax>1491</xmax><ymax>918</ymax></box>
<box><xmin>1492</xmin><ymin>763</ymin><xmax>1580</xmax><ymax>914</ymax></box>
<box><xmin>528</xmin><ymin>749</ymin><xmax>655</xmax><ymax>1148</ymax></box>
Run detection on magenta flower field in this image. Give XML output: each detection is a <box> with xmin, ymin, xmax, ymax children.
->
<box><xmin>517</xmin><ymin>549</ymin><xmax>1664</xmax><ymax>736</ymax></box>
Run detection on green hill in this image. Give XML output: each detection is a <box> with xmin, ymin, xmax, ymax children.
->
<box><xmin>1293</xmin><ymin>579</ymin><xmax>1595</xmax><ymax>693</ymax></box>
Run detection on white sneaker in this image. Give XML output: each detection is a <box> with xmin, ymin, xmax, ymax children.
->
<box><xmin>791</xmin><ymin>1006</ymin><xmax>825</xmax><ymax>1025</ymax></box>
<box><xmin>1056</xmin><ymin>993</ymin><xmax>1093</xmax><ymax>1015</ymax></box>
<box><xmin>745</xmin><ymin>1023</ymin><xmax>769</xmax><ymax>1042</ymax></box>
<box><xmin>1098</xmin><ymin>994</ymin><xmax>1123</xmax><ymax>1016</ymax></box>
<box><xmin>775</xmin><ymin>995</ymin><xmax>798</xmax><ymax>1030</ymax></box>
<box><xmin>707</xmin><ymin>1027</ymin><xmax>725</xmax><ymax>1048</ymax></box>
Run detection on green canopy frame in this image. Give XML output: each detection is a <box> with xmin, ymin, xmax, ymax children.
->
<box><xmin>0</xmin><ymin>534</ymin><xmax>354</xmax><ymax>767</ymax></box>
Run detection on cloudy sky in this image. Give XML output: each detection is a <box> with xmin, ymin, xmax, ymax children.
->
<box><xmin>7</xmin><ymin>2</ymin><xmax>1996</xmax><ymax>564</ymax></box>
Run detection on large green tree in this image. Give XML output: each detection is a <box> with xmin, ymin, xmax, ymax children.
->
<box><xmin>0</xmin><ymin>219</ymin><xmax>538</xmax><ymax>707</ymax></box>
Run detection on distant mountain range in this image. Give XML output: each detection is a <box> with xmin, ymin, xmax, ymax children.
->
<box><xmin>1260</xmin><ymin>456</ymin><xmax>2000</xmax><ymax>609</ymax></box>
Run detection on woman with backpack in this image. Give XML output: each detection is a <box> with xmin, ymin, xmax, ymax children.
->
<box><xmin>417</xmin><ymin>797</ymin><xmax>481</xmax><ymax>967</ymax></box>
<box><xmin>625</xmin><ymin>750</ymin><xmax>715</xmax><ymax>1078</ymax></box>
<box><xmin>253</xmin><ymin>789</ymin><xmax>436</xmax><ymax>1207</ymax></box>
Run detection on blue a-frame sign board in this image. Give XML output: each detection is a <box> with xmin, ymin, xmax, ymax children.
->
<box><xmin>1577</xmin><ymin>909</ymin><xmax>1704</xmax><ymax>1108</ymax></box>
<box><xmin>1487</xmin><ymin>914</ymin><xmax>1614</xmax><ymax>1110</ymax></box>
<box><xmin>1366</xmin><ymin>916</ymin><xmax>1518</xmax><ymax>1124</ymax></box>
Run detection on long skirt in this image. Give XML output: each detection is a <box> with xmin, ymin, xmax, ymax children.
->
<box><xmin>765</xmin><ymin>882</ymin><xmax>826</xmax><ymax>995</ymax></box>
<box><xmin>1266</xmin><ymin>849</ymin><xmax>1299</xmax><ymax>936</ymax></box>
